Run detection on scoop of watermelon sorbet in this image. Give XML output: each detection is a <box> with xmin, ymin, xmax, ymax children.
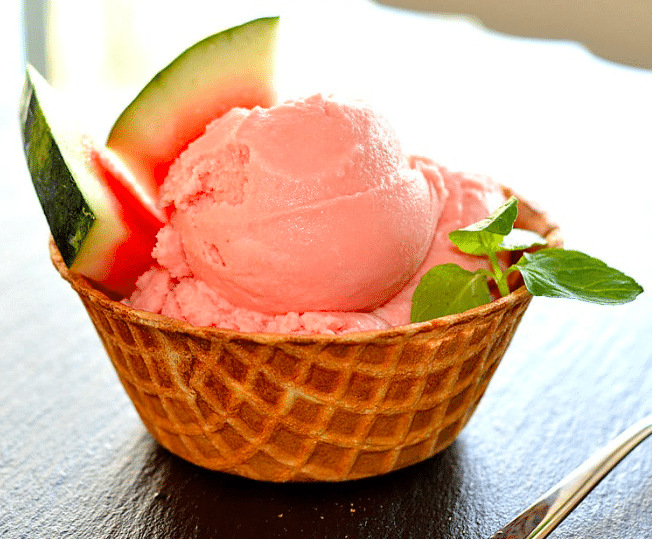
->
<box><xmin>152</xmin><ymin>94</ymin><xmax>444</xmax><ymax>314</ymax></box>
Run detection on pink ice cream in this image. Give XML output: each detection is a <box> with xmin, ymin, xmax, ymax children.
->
<box><xmin>372</xmin><ymin>157</ymin><xmax>507</xmax><ymax>326</ymax></box>
<box><xmin>126</xmin><ymin>94</ymin><xmax>506</xmax><ymax>334</ymax></box>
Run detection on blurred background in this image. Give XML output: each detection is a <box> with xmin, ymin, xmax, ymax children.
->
<box><xmin>23</xmin><ymin>0</ymin><xmax>651</xmax><ymax>90</ymax></box>
<box><xmin>378</xmin><ymin>0</ymin><xmax>651</xmax><ymax>69</ymax></box>
<box><xmin>14</xmin><ymin>0</ymin><xmax>652</xmax><ymax>139</ymax></box>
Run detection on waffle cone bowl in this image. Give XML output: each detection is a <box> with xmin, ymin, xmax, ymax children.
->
<box><xmin>49</xmin><ymin>191</ymin><xmax>561</xmax><ymax>482</ymax></box>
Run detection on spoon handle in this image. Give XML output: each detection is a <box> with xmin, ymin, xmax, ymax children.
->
<box><xmin>489</xmin><ymin>414</ymin><xmax>652</xmax><ymax>539</ymax></box>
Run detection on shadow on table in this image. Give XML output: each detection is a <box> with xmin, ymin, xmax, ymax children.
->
<box><xmin>99</xmin><ymin>431</ymin><xmax>469</xmax><ymax>539</ymax></box>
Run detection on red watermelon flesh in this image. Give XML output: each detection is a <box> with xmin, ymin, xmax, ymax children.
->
<box><xmin>20</xmin><ymin>65</ymin><xmax>166</xmax><ymax>297</ymax></box>
<box><xmin>107</xmin><ymin>17</ymin><xmax>279</xmax><ymax>200</ymax></box>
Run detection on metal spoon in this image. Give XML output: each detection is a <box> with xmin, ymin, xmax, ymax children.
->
<box><xmin>489</xmin><ymin>414</ymin><xmax>652</xmax><ymax>539</ymax></box>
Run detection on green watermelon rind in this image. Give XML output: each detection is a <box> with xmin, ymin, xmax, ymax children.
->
<box><xmin>20</xmin><ymin>66</ymin><xmax>126</xmax><ymax>279</ymax></box>
<box><xmin>106</xmin><ymin>16</ymin><xmax>279</xmax><ymax>198</ymax></box>
<box><xmin>21</xmin><ymin>84</ymin><xmax>94</xmax><ymax>267</ymax></box>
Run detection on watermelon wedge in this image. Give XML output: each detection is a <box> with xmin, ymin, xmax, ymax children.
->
<box><xmin>20</xmin><ymin>65</ymin><xmax>166</xmax><ymax>297</ymax></box>
<box><xmin>106</xmin><ymin>16</ymin><xmax>279</xmax><ymax>200</ymax></box>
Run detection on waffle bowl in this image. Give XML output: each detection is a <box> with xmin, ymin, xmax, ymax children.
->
<box><xmin>49</xmin><ymin>191</ymin><xmax>561</xmax><ymax>482</ymax></box>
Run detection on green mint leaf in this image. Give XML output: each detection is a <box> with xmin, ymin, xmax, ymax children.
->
<box><xmin>411</xmin><ymin>264</ymin><xmax>491</xmax><ymax>323</ymax></box>
<box><xmin>499</xmin><ymin>228</ymin><xmax>548</xmax><ymax>251</ymax></box>
<box><xmin>515</xmin><ymin>248</ymin><xmax>644</xmax><ymax>305</ymax></box>
<box><xmin>448</xmin><ymin>230</ymin><xmax>503</xmax><ymax>256</ymax></box>
<box><xmin>448</xmin><ymin>196</ymin><xmax>518</xmax><ymax>255</ymax></box>
<box><xmin>475</xmin><ymin>196</ymin><xmax>519</xmax><ymax>235</ymax></box>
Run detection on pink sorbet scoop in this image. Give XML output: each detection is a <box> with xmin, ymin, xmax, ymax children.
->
<box><xmin>155</xmin><ymin>94</ymin><xmax>443</xmax><ymax>314</ymax></box>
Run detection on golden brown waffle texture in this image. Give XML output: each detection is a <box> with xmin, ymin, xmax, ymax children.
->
<box><xmin>50</xmin><ymin>192</ymin><xmax>561</xmax><ymax>482</ymax></box>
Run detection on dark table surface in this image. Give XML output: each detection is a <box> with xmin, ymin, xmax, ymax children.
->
<box><xmin>1</xmin><ymin>3</ymin><xmax>652</xmax><ymax>538</ymax></box>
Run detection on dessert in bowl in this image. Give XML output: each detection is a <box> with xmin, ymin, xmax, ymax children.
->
<box><xmin>26</xmin><ymin>16</ymin><xmax>639</xmax><ymax>483</ymax></box>
<box><xmin>49</xmin><ymin>191</ymin><xmax>561</xmax><ymax>482</ymax></box>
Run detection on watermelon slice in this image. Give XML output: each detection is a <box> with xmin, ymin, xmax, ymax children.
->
<box><xmin>106</xmin><ymin>16</ymin><xmax>279</xmax><ymax>200</ymax></box>
<box><xmin>20</xmin><ymin>65</ymin><xmax>166</xmax><ymax>297</ymax></box>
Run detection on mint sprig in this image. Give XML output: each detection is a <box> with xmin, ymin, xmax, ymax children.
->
<box><xmin>411</xmin><ymin>197</ymin><xmax>643</xmax><ymax>323</ymax></box>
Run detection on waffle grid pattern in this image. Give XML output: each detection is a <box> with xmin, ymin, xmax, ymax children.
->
<box><xmin>50</xmin><ymin>192</ymin><xmax>560</xmax><ymax>482</ymax></box>
<box><xmin>78</xmin><ymin>292</ymin><xmax>530</xmax><ymax>481</ymax></box>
